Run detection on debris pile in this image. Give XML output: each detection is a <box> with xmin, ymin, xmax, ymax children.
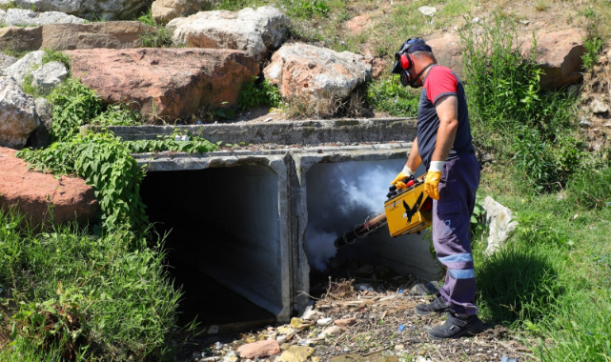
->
<box><xmin>181</xmin><ymin>276</ymin><xmax>532</xmax><ymax>362</ymax></box>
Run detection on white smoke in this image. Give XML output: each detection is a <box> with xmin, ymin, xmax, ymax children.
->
<box><xmin>304</xmin><ymin>160</ymin><xmax>405</xmax><ymax>271</ymax></box>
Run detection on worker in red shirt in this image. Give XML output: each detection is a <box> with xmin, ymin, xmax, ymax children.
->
<box><xmin>390</xmin><ymin>38</ymin><xmax>482</xmax><ymax>340</ymax></box>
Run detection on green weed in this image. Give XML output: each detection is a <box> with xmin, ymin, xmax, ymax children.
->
<box><xmin>42</xmin><ymin>48</ymin><xmax>71</xmax><ymax>71</ymax></box>
<box><xmin>582</xmin><ymin>37</ymin><xmax>603</xmax><ymax>70</ymax></box>
<box><xmin>0</xmin><ymin>0</ymin><xmax>16</xmax><ymax>10</ymax></box>
<box><xmin>237</xmin><ymin>76</ymin><xmax>281</xmax><ymax>111</ymax></box>
<box><xmin>138</xmin><ymin>8</ymin><xmax>174</xmax><ymax>47</ymax></box>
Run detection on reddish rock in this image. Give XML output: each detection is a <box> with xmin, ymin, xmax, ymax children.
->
<box><xmin>365</xmin><ymin>58</ymin><xmax>387</xmax><ymax>79</ymax></box>
<box><xmin>521</xmin><ymin>29</ymin><xmax>586</xmax><ymax>90</ymax></box>
<box><xmin>346</xmin><ymin>14</ymin><xmax>370</xmax><ymax>34</ymax></box>
<box><xmin>237</xmin><ymin>340</ymin><xmax>280</xmax><ymax>359</ymax></box>
<box><xmin>334</xmin><ymin>318</ymin><xmax>357</xmax><ymax>327</ymax></box>
<box><xmin>67</xmin><ymin>48</ymin><xmax>259</xmax><ymax>120</ymax></box>
<box><xmin>427</xmin><ymin>33</ymin><xmax>464</xmax><ymax>78</ymax></box>
<box><xmin>0</xmin><ymin>147</ymin><xmax>99</xmax><ymax>227</ymax></box>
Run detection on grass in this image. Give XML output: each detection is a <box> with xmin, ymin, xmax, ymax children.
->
<box><xmin>137</xmin><ymin>8</ymin><xmax>174</xmax><ymax>47</ymax></box>
<box><xmin>0</xmin><ymin>210</ymin><xmax>182</xmax><ymax>361</ymax></box>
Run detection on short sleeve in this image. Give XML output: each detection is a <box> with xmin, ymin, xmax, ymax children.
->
<box><xmin>425</xmin><ymin>67</ymin><xmax>458</xmax><ymax>105</ymax></box>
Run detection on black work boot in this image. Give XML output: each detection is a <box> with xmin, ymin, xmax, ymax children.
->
<box><xmin>428</xmin><ymin>312</ymin><xmax>483</xmax><ymax>340</ymax></box>
<box><xmin>414</xmin><ymin>297</ymin><xmax>448</xmax><ymax>316</ymax></box>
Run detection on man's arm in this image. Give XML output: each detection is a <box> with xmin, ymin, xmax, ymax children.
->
<box><xmin>406</xmin><ymin>137</ymin><xmax>422</xmax><ymax>171</ymax></box>
<box><xmin>431</xmin><ymin>95</ymin><xmax>459</xmax><ymax>162</ymax></box>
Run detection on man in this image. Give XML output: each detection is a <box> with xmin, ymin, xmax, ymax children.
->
<box><xmin>390</xmin><ymin>38</ymin><xmax>482</xmax><ymax>340</ymax></box>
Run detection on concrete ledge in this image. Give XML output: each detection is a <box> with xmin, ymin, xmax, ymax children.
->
<box><xmin>82</xmin><ymin>118</ymin><xmax>417</xmax><ymax>145</ymax></box>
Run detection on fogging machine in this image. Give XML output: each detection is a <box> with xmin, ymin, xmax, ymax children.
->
<box><xmin>334</xmin><ymin>174</ymin><xmax>433</xmax><ymax>248</ymax></box>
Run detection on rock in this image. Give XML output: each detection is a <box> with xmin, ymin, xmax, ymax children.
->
<box><xmin>483</xmin><ymin>196</ymin><xmax>518</xmax><ymax>255</ymax></box>
<box><xmin>0</xmin><ymin>26</ymin><xmax>43</xmax><ymax>56</ymax></box>
<box><xmin>591</xmin><ymin>99</ymin><xmax>608</xmax><ymax>114</ymax></box>
<box><xmin>67</xmin><ymin>48</ymin><xmax>259</xmax><ymax>120</ymax></box>
<box><xmin>418</xmin><ymin>6</ymin><xmax>436</xmax><ymax>16</ymax></box>
<box><xmin>3</xmin><ymin>0</ymin><xmax>154</xmax><ymax>21</ymax></box>
<box><xmin>152</xmin><ymin>0</ymin><xmax>215</xmax><ymax>23</ymax></box>
<box><xmin>221</xmin><ymin>350</ymin><xmax>238</xmax><ymax>362</ymax></box>
<box><xmin>277</xmin><ymin>326</ymin><xmax>296</xmax><ymax>335</ymax></box>
<box><xmin>237</xmin><ymin>340</ymin><xmax>280</xmax><ymax>358</ymax></box>
<box><xmin>3</xmin><ymin>51</ymin><xmax>43</xmax><ymax>85</ymax></box>
<box><xmin>41</xmin><ymin>21</ymin><xmax>152</xmax><ymax>50</ymax></box>
<box><xmin>0</xmin><ymin>22</ymin><xmax>151</xmax><ymax>52</ymax></box>
<box><xmin>278</xmin><ymin>346</ymin><xmax>314</xmax><ymax>362</ymax></box>
<box><xmin>346</xmin><ymin>14</ymin><xmax>370</xmax><ymax>34</ymax></box>
<box><xmin>0</xmin><ymin>76</ymin><xmax>40</xmax><ymax>149</ymax></box>
<box><xmin>300</xmin><ymin>305</ymin><xmax>321</xmax><ymax>320</ymax></box>
<box><xmin>0</xmin><ymin>51</ymin><xmax>17</xmax><ymax>73</ymax></box>
<box><xmin>319</xmin><ymin>326</ymin><xmax>343</xmax><ymax>338</ymax></box>
<box><xmin>579</xmin><ymin>118</ymin><xmax>592</xmax><ymax>128</ymax></box>
<box><xmin>426</xmin><ymin>33</ymin><xmax>464</xmax><ymax>79</ymax></box>
<box><xmin>0</xmin><ymin>8</ymin><xmax>85</xmax><ymax>26</ymax></box>
<box><xmin>263</xmin><ymin>43</ymin><xmax>371</xmax><ymax>114</ymax></box>
<box><xmin>394</xmin><ymin>344</ymin><xmax>405</xmax><ymax>350</ymax></box>
<box><xmin>366</xmin><ymin>58</ymin><xmax>387</xmax><ymax>79</ymax></box>
<box><xmin>30</xmin><ymin>61</ymin><xmax>68</xmax><ymax>93</ymax></box>
<box><xmin>169</xmin><ymin>6</ymin><xmax>289</xmax><ymax>62</ymax></box>
<box><xmin>0</xmin><ymin>146</ymin><xmax>99</xmax><ymax>226</ymax></box>
<box><xmin>316</xmin><ymin>317</ymin><xmax>333</xmax><ymax>326</ymax></box>
<box><xmin>276</xmin><ymin>335</ymin><xmax>288</xmax><ymax>343</ymax></box>
<box><xmin>604</xmin><ymin>122</ymin><xmax>611</xmax><ymax>129</ymax></box>
<box><xmin>26</xmin><ymin>97</ymin><xmax>53</xmax><ymax>149</ymax></box>
<box><xmin>521</xmin><ymin>29</ymin><xmax>586</xmax><ymax>90</ymax></box>
<box><xmin>334</xmin><ymin>318</ymin><xmax>357</xmax><ymax>327</ymax></box>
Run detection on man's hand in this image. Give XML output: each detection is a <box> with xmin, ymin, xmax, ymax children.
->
<box><xmin>391</xmin><ymin>165</ymin><xmax>414</xmax><ymax>190</ymax></box>
<box><xmin>424</xmin><ymin>161</ymin><xmax>444</xmax><ymax>200</ymax></box>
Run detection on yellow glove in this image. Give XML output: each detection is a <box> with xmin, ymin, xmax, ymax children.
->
<box><xmin>391</xmin><ymin>166</ymin><xmax>414</xmax><ymax>190</ymax></box>
<box><xmin>424</xmin><ymin>161</ymin><xmax>444</xmax><ymax>200</ymax></box>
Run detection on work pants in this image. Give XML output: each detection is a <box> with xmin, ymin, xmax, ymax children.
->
<box><xmin>432</xmin><ymin>152</ymin><xmax>480</xmax><ymax>316</ymax></box>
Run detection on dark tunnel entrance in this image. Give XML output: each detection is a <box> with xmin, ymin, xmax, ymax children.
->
<box><xmin>141</xmin><ymin>165</ymin><xmax>285</xmax><ymax>328</ymax></box>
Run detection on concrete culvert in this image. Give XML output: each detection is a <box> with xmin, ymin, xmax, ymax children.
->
<box><xmin>140</xmin><ymin>165</ymin><xmax>289</xmax><ymax>329</ymax></box>
<box><xmin>302</xmin><ymin>159</ymin><xmax>441</xmax><ymax>292</ymax></box>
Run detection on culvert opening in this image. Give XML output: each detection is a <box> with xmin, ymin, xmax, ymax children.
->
<box><xmin>304</xmin><ymin>159</ymin><xmax>440</xmax><ymax>294</ymax></box>
<box><xmin>141</xmin><ymin>165</ymin><xmax>283</xmax><ymax>328</ymax></box>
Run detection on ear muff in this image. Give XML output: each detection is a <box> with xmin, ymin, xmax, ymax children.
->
<box><xmin>400</xmin><ymin>53</ymin><xmax>411</xmax><ymax>71</ymax></box>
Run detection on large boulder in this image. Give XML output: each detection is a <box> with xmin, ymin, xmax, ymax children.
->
<box><xmin>0</xmin><ymin>76</ymin><xmax>40</xmax><ymax>149</ymax></box>
<box><xmin>0</xmin><ymin>22</ymin><xmax>152</xmax><ymax>52</ymax></box>
<box><xmin>0</xmin><ymin>52</ymin><xmax>17</xmax><ymax>73</ymax></box>
<box><xmin>1</xmin><ymin>0</ymin><xmax>153</xmax><ymax>21</ymax></box>
<box><xmin>168</xmin><ymin>6</ymin><xmax>290</xmax><ymax>62</ymax></box>
<box><xmin>263</xmin><ymin>43</ymin><xmax>372</xmax><ymax>107</ymax></box>
<box><xmin>0</xmin><ymin>8</ymin><xmax>85</xmax><ymax>26</ymax></box>
<box><xmin>522</xmin><ymin>29</ymin><xmax>586</xmax><ymax>90</ymax></box>
<box><xmin>67</xmin><ymin>48</ymin><xmax>260</xmax><ymax>120</ymax></box>
<box><xmin>3</xmin><ymin>51</ymin><xmax>44</xmax><ymax>85</ymax></box>
<box><xmin>30</xmin><ymin>61</ymin><xmax>68</xmax><ymax>93</ymax></box>
<box><xmin>152</xmin><ymin>0</ymin><xmax>215</xmax><ymax>23</ymax></box>
<box><xmin>0</xmin><ymin>146</ymin><xmax>99</xmax><ymax>227</ymax></box>
<box><xmin>426</xmin><ymin>28</ymin><xmax>586</xmax><ymax>90</ymax></box>
<box><xmin>482</xmin><ymin>196</ymin><xmax>518</xmax><ymax>255</ymax></box>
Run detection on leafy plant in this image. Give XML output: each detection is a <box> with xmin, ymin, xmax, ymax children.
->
<box><xmin>42</xmin><ymin>48</ymin><xmax>71</xmax><ymax>71</ymax></box>
<box><xmin>582</xmin><ymin>37</ymin><xmax>603</xmax><ymax>70</ymax></box>
<box><xmin>237</xmin><ymin>77</ymin><xmax>281</xmax><ymax>111</ymax></box>
<box><xmin>290</xmin><ymin>0</ymin><xmax>330</xmax><ymax>19</ymax></box>
<box><xmin>138</xmin><ymin>8</ymin><xmax>174</xmax><ymax>47</ymax></box>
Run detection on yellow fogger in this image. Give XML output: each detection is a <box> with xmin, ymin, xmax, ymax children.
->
<box><xmin>333</xmin><ymin>174</ymin><xmax>433</xmax><ymax>248</ymax></box>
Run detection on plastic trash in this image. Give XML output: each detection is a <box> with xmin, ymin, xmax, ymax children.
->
<box><xmin>398</xmin><ymin>289</ymin><xmax>404</xmax><ymax>293</ymax></box>
<box><xmin>398</xmin><ymin>324</ymin><xmax>405</xmax><ymax>332</ymax></box>
<box><xmin>501</xmin><ymin>356</ymin><xmax>517</xmax><ymax>362</ymax></box>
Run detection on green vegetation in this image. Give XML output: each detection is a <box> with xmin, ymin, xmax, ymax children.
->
<box><xmin>237</xmin><ymin>77</ymin><xmax>281</xmax><ymax>111</ymax></box>
<box><xmin>42</xmin><ymin>48</ymin><xmax>71</xmax><ymax>72</ymax></box>
<box><xmin>582</xmin><ymin>36</ymin><xmax>603</xmax><ymax>70</ymax></box>
<box><xmin>0</xmin><ymin>211</ymin><xmax>182</xmax><ymax>361</ymax></box>
<box><xmin>0</xmin><ymin>0</ymin><xmax>17</xmax><ymax>10</ymax></box>
<box><xmin>137</xmin><ymin>8</ymin><xmax>174</xmax><ymax>47</ymax></box>
<box><xmin>366</xmin><ymin>77</ymin><xmax>419</xmax><ymax>117</ymax></box>
<box><xmin>2</xmin><ymin>79</ymin><xmax>217</xmax><ymax>360</ymax></box>
<box><xmin>460</xmin><ymin>13</ymin><xmax>611</xmax><ymax>362</ymax></box>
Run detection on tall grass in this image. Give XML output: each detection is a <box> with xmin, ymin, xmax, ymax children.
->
<box><xmin>0</xmin><ymin>210</ymin><xmax>182</xmax><ymax>361</ymax></box>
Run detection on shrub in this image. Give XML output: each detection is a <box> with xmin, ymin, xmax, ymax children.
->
<box><xmin>42</xmin><ymin>48</ymin><xmax>71</xmax><ymax>71</ymax></box>
<box><xmin>582</xmin><ymin>37</ymin><xmax>603</xmax><ymax>70</ymax></box>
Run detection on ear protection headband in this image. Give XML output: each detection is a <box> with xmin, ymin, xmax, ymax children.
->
<box><xmin>391</xmin><ymin>38</ymin><xmax>432</xmax><ymax>86</ymax></box>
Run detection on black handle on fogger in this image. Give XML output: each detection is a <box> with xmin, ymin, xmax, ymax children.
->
<box><xmin>387</xmin><ymin>175</ymin><xmax>414</xmax><ymax>199</ymax></box>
